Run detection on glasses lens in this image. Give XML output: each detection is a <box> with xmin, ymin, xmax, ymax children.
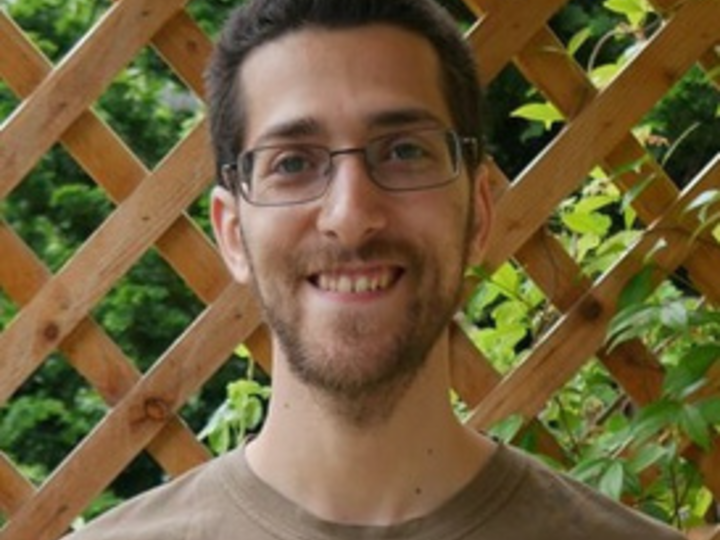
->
<box><xmin>367</xmin><ymin>130</ymin><xmax>459</xmax><ymax>191</ymax></box>
<box><xmin>243</xmin><ymin>145</ymin><xmax>330</xmax><ymax>205</ymax></box>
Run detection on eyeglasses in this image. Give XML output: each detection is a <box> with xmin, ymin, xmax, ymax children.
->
<box><xmin>221</xmin><ymin>128</ymin><xmax>477</xmax><ymax>206</ymax></box>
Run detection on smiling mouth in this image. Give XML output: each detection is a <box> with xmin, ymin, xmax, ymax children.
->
<box><xmin>309</xmin><ymin>267</ymin><xmax>403</xmax><ymax>294</ymax></box>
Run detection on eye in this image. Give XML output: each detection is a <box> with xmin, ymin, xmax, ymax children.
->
<box><xmin>272</xmin><ymin>151</ymin><xmax>317</xmax><ymax>175</ymax></box>
<box><xmin>387</xmin><ymin>140</ymin><xmax>429</xmax><ymax>162</ymax></box>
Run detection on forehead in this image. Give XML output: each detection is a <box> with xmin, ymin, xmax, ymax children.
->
<box><xmin>238</xmin><ymin>25</ymin><xmax>452</xmax><ymax>147</ymax></box>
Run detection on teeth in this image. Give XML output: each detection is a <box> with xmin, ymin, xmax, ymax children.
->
<box><xmin>355</xmin><ymin>276</ymin><xmax>370</xmax><ymax>293</ymax></box>
<box><xmin>338</xmin><ymin>276</ymin><xmax>352</xmax><ymax>294</ymax></box>
<box><xmin>316</xmin><ymin>270</ymin><xmax>395</xmax><ymax>293</ymax></box>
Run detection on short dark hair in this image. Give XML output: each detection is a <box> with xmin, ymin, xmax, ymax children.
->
<box><xmin>205</xmin><ymin>0</ymin><xmax>485</xmax><ymax>187</ymax></box>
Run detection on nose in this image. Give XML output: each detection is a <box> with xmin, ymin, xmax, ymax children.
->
<box><xmin>316</xmin><ymin>153</ymin><xmax>388</xmax><ymax>248</ymax></box>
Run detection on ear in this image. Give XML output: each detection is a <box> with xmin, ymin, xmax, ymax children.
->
<box><xmin>211</xmin><ymin>186</ymin><xmax>251</xmax><ymax>284</ymax></box>
<box><xmin>468</xmin><ymin>164</ymin><xmax>493</xmax><ymax>266</ymax></box>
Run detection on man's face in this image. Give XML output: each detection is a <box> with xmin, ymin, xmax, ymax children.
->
<box><xmin>212</xmin><ymin>25</ymin><xmax>490</xmax><ymax>416</ymax></box>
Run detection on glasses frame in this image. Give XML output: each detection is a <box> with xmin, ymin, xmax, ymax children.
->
<box><xmin>221</xmin><ymin>128</ymin><xmax>478</xmax><ymax>207</ymax></box>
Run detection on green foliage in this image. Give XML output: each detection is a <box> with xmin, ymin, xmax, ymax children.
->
<box><xmin>477</xmin><ymin>0</ymin><xmax>720</xmax><ymax>522</ymax></box>
<box><xmin>0</xmin><ymin>0</ymin><xmax>236</xmax><ymax>512</ymax></box>
<box><xmin>199</xmin><ymin>349</ymin><xmax>271</xmax><ymax>454</ymax></box>
<box><xmin>2</xmin><ymin>0</ymin><xmax>717</xmax><ymax>531</ymax></box>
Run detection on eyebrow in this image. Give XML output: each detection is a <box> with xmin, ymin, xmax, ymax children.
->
<box><xmin>365</xmin><ymin>108</ymin><xmax>446</xmax><ymax>130</ymax></box>
<box><xmin>252</xmin><ymin>107</ymin><xmax>447</xmax><ymax>148</ymax></box>
<box><xmin>254</xmin><ymin>117</ymin><xmax>323</xmax><ymax>147</ymax></box>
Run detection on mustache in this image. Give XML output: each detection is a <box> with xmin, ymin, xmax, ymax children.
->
<box><xmin>299</xmin><ymin>238</ymin><xmax>424</xmax><ymax>274</ymax></box>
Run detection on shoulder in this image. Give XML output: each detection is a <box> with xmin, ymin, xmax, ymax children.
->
<box><xmin>487</xmin><ymin>444</ymin><xmax>684</xmax><ymax>540</ymax></box>
<box><xmin>62</xmin><ymin>449</ymin><xmax>242</xmax><ymax>540</ymax></box>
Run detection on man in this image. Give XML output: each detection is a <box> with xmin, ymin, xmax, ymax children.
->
<box><xmin>65</xmin><ymin>0</ymin><xmax>684</xmax><ymax>538</ymax></box>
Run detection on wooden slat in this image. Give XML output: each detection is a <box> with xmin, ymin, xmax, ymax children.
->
<box><xmin>0</xmin><ymin>121</ymin><xmax>213</xmax><ymax>405</ymax></box>
<box><xmin>151</xmin><ymin>10</ymin><xmax>212</xmax><ymax>97</ymax></box>
<box><xmin>449</xmin><ymin>324</ymin><xmax>568</xmax><ymax>462</ymax></box>
<box><xmin>464</xmin><ymin>0</ymin><xmax>568</xmax><ymax>82</ymax></box>
<box><xmin>463</xmin><ymin>167</ymin><xmax>667</xmax><ymax>406</ymax></box>
<box><xmin>0</xmin><ymin>0</ymin><xmax>189</xmax><ymax>199</ymax></box>
<box><xmin>0</xmin><ymin>220</ymin><xmax>210</xmax><ymax>476</ymax></box>
<box><xmin>479</xmin><ymin>5</ymin><xmax>720</xmax><ymax>306</ymax></box>
<box><xmin>468</xmin><ymin>154</ymin><xmax>720</xmax><ymax>429</ymax></box>
<box><xmin>0</xmin><ymin>453</ymin><xmax>34</xmax><ymax>518</ymax></box>
<box><xmin>0</xmin><ymin>11</ymin><xmax>228</xmax><ymax>306</ymax></box>
<box><xmin>488</xmin><ymin>0</ymin><xmax>720</xmax><ymax>267</ymax></box>
<box><xmin>0</xmin><ymin>282</ymin><xmax>261</xmax><ymax>540</ymax></box>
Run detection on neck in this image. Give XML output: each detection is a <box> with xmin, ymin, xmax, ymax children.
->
<box><xmin>245</xmin><ymin>332</ymin><xmax>496</xmax><ymax>526</ymax></box>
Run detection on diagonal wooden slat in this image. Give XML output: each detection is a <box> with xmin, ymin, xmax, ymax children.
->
<box><xmin>477</xmin><ymin>2</ymin><xmax>720</xmax><ymax>306</ymax></box>
<box><xmin>489</xmin><ymin>0</ymin><xmax>720</xmax><ymax>267</ymax></box>
<box><xmin>150</xmin><ymin>10</ymin><xmax>211</xmax><ymax>97</ymax></box>
<box><xmin>464</xmin><ymin>0</ymin><xmax>568</xmax><ymax>82</ymax></box>
<box><xmin>0</xmin><ymin>10</ymin><xmax>228</xmax><ymax>306</ymax></box>
<box><xmin>0</xmin><ymin>452</ymin><xmax>34</xmax><ymax>518</ymax></box>
<box><xmin>0</xmin><ymin>0</ymin><xmax>190</xmax><ymax>200</ymax></box>
<box><xmin>0</xmin><ymin>219</ymin><xmax>211</xmax><ymax>476</ymax></box>
<box><xmin>468</xmin><ymin>154</ymin><xmax>720</xmax><ymax>429</ymax></box>
<box><xmin>0</xmin><ymin>282</ymin><xmax>261</xmax><ymax>540</ymax></box>
<box><xmin>0</xmin><ymin>120</ymin><xmax>213</xmax><ymax>405</ymax></box>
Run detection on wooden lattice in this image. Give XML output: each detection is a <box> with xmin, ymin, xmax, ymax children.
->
<box><xmin>1</xmin><ymin>0</ymin><xmax>719</xmax><ymax>539</ymax></box>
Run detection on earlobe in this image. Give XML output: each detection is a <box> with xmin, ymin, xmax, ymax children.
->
<box><xmin>469</xmin><ymin>165</ymin><xmax>493</xmax><ymax>265</ymax></box>
<box><xmin>210</xmin><ymin>186</ymin><xmax>251</xmax><ymax>283</ymax></box>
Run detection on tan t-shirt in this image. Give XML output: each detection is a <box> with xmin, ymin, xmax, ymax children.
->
<box><xmin>64</xmin><ymin>443</ymin><xmax>684</xmax><ymax>539</ymax></box>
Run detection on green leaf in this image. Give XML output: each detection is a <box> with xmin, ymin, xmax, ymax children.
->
<box><xmin>561</xmin><ymin>210</ymin><xmax>612</xmax><ymax>236</ymax></box>
<box><xmin>492</xmin><ymin>263</ymin><xmax>520</xmax><ymax>297</ymax></box>
<box><xmin>631</xmin><ymin>399</ymin><xmax>681</xmax><ymax>443</ymax></box>
<box><xmin>570</xmin><ymin>456</ymin><xmax>610</xmax><ymax>483</ymax></box>
<box><xmin>510</xmin><ymin>102</ymin><xmax>564</xmax><ymax>130</ymax></box>
<box><xmin>488</xmin><ymin>414</ymin><xmax>525</xmax><ymax>443</ymax></box>
<box><xmin>658</xmin><ymin>301</ymin><xmax>687</xmax><ymax>331</ymax></box>
<box><xmin>680</xmin><ymin>404</ymin><xmax>711</xmax><ymax>450</ymax></box>
<box><xmin>575</xmin><ymin>195</ymin><xmax>616</xmax><ymax>214</ymax></box>
<box><xmin>627</xmin><ymin>443</ymin><xmax>668</xmax><ymax>474</ymax></box>
<box><xmin>604</xmin><ymin>0</ymin><xmax>650</xmax><ymax>27</ymax></box>
<box><xmin>567</xmin><ymin>28</ymin><xmax>591</xmax><ymax>57</ymax></box>
<box><xmin>663</xmin><ymin>344</ymin><xmax>720</xmax><ymax>399</ymax></box>
<box><xmin>616</xmin><ymin>265</ymin><xmax>655</xmax><ymax>312</ymax></box>
<box><xmin>492</xmin><ymin>300</ymin><xmax>529</xmax><ymax>326</ymax></box>
<box><xmin>697</xmin><ymin>397</ymin><xmax>720</xmax><ymax>425</ymax></box>
<box><xmin>590</xmin><ymin>63</ymin><xmax>622</xmax><ymax>88</ymax></box>
<box><xmin>599</xmin><ymin>461</ymin><xmax>625</xmax><ymax>500</ymax></box>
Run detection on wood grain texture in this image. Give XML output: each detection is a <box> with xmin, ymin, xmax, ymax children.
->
<box><xmin>489</xmin><ymin>0</ymin><xmax>720</xmax><ymax>267</ymax></box>
<box><xmin>0</xmin><ymin>220</ymin><xmax>210</xmax><ymax>478</ymax></box>
<box><xmin>0</xmin><ymin>283</ymin><xmax>261</xmax><ymax>540</ymax></box>
<box><xmin>466</xmin><ymin>0</ymin><xmax>568</xmax><ymax>82</ymax></box>
<box><xmin>0</xmin><ymin>0</ymin><xmax>190</xmax><ymax>199</ymax></box>
<box><xmin>0</xmin><ymin>121</ymin><xmax>213</xmax><ymax>405</ymax></box>
<box><xmin>468</xmin><ymin>155</ymin><xmax>720</xmax><ymax>429</ymax></box>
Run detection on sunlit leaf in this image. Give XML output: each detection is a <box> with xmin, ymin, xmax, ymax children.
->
<box><xmin>510</xmin><ymin>102</ymin><xmax>564</xmax><ymax>130</ymax></box>
<box><xmin>567</xmin><ymin>28</ymin><xmax>592</xmax><ymax>57</ymax></box>
<box><xmin>562</xmin><ymin>210</ymin><xmax>612</xmax><ymax>236</ymax></box>
<box><xmin>604</xmin><ymin>0</ymin><xmax>651</xmax><ymax>27</ymax></box>
<box><xmin>492</xmin><ymin>263</ymin><xmax>521</xmax><ymax>296</ymax></box>
<box><xmin>590</xmin><ymin>63</ymin><xmax>622</xmax><ymax>88</ymax></box>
